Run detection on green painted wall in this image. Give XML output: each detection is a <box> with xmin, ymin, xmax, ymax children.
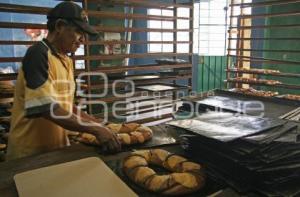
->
<box><xmin>197</xmin><ymin>56</ymin><xmax>227</xmax><ymax>93</ymax></box>
<box><xmin>263</xmin><ymin>3</ymin><xmax>300</xmax><ymax>94</ymax></box>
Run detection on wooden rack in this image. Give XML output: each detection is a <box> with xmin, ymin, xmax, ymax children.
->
<box><xmin>226</xmin><ymin>0</ymin><xmax>300</xmax><ymax>97</ymax></box>
<box><xmin>0</xmin><ymin>0</ymin><xmax>194</xmax><ymax>124</ymax></box>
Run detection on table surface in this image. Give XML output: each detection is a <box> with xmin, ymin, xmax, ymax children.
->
<box><xmin>2</xmin><ymin>91</ymin><xmax>297</xmax><ymax>197</ymax></box>
<box><xmin>0</xmin><ymin>125</ymin><xmax>190</xmax><ymax>197</ymax></box>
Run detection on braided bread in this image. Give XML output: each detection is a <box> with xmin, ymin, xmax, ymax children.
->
<box><xmin>78</xmin><ymin>123</ymin><xmax>153</xmax><ymax>146</ymax></box>
<box><xmin>0</xmin><ymin>144</ymin><xmax>6</xmax><ymax>150</ymax></box>
<box><xmin>283</xmin><ymin>94</ymin><xmax>300</xmax><ymax>101</ymax></box>
<box><xmin>123</xmin><ymin>149</ymin><xmax>205</xmax><ymax>195</ymax></box>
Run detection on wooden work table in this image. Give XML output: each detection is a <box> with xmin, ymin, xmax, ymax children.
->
<box><xmin>0</xmin><ymin>143</ymin><xmax>191</xmax><ymax>197</ymax></box>
<box><xmin>0</xmin><ymin>124</ymin><xmax>191</xmax><ymax>197</ymax></box>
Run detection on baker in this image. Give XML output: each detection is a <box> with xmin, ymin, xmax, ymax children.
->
<box><xmin>7</xmin><ymin>1</ymin><xmax>121</xmax><ymax>160</ymax></box>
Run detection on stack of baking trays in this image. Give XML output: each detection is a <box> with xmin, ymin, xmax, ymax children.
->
<box><xmin>167</xmin><ymin>92</ymin><xmax>300</xmax><ymax>196</ymax></box>
<box><xmin>0</xmin><ymin>80</ymin><xmax>14</xmax><ymax>160</ymax></box>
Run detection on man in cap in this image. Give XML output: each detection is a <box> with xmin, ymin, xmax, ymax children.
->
<box><xmin>7</xmin><ymin>1</ymin><xmax>121</xmax><ymax>160</ymax></box>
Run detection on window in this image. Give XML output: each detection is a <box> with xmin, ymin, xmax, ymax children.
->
<box><xmin>195</xmin><ymin>0</ymin><xmax>252</xmax><ymax>56</ymax></box>
<box><xmin>196</xmin><ymin>0</ymin><xmax>229</xmax><ymax>56</ymax></box>
<box><xmin>147</xmin><ymin>8</ymin><xmax>190</xmax><ymax>53</ymax></box>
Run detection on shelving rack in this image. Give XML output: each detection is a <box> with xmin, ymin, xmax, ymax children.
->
<box><xmin>226</xmin><ymin>0</ymin><xmax>300</xmax><ymax>96</ymax></box>
<box><xmin>0</xmin><ymin>0</ymin><xmax>194</xmax><ymax>124</ymax></box>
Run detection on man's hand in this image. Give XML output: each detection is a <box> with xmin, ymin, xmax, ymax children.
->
<box><xmin>92</xmin><ymin>126</ymin><xmax>121</xmax><ymax>153</ymax></box>
<box><xmin>43</xmin><ymin>105</ymin><xmax>121</xmax><ymax>153</ymax></box>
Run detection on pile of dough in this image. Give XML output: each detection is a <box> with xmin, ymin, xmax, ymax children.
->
<box><xmin>78</xmin><ymin>123</ymin><xmax>153</xmax><ymax>146</ymax></box>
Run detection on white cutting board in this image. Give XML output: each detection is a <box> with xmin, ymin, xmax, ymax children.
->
<box><xmin>14</xmin><ymin>157</ymin><xmax>137</xmax><ymax>197</ymax></box>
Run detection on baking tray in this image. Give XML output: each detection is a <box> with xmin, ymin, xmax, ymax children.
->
<box><xmin>181</xmin><ymin>89</ymin><xmax>300</xmax><ymax>118</ymax></box>
<box><xmin>167</xmin><ymin>111</ymin><xmax>285</xmax><ymax>142</ymax></box>
<box><xmin>195</xmin><ymin>95</ymin><xmax>258</xmax><ymax>113</ymax></box>
<box><xmin>136</xmin><ymin>83</ymin><xmax>189</xmax><ymax>92</ymax></box>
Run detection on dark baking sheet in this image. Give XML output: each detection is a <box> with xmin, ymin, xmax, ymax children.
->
<box><xmin>195</xmin><ymin>96</ymin><xmax>258</xmax><ymax>113</ymax></box>
<box><xmin>179</xmin><ymin>123</ymin><xmax>300</xmax><ymax>196</ymax></box>
<box><xmin>181</xmin><ymin>89</ymin><xmax>300</xmax><ymax>119</ymax></box>
<box><xmin>167</xmin><ymin>112</ymin><xmax>285</xmax><ymax>142</ymax></box>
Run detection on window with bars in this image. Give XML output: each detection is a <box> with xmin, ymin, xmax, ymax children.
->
<box><xmin>147</xmin><ymin>8</ymin><xmax>190</xmax><ymax>53</ymax></box>
<box><xmin>147</xmin><ymin>1</ymin><xmax>230</xmax><ymax>56</ymax></box>
<box><xmin>196</xmin><ymin>0</ymin><xmax>229</xmax><ymax>56</ymax></box>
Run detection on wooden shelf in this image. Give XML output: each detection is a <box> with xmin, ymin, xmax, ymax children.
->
<box><xmin>81</xmin><ymin>0</ymin><xmax>193</xmax><ymax>9</ymax></box>
<box><xmin>86</xmin><ymin>40</ymin><xmax>192</xmax><ymax>46</ymax></box>
<box><xmin>228</xmin><ymin>48</ymin><xmax>300</xmax><ymax>53</ymax></box>
<box><xmin>0</xmin><ymin>22</ymin><xmax>192</xmax><ymax>33</ymax></box>
<box><xmin>90</xmin><ymin>63</ymin><xmax>192</xmax><ymax>74</ymax></box>
<box><xmin>230</xmin><ymin>0</ymin><xmax>300</xmax><ymax>8</ymax></box>
<box><xmin>231</xmin><ymin>10</ymin><xmax>300</xmax><ymax>19</ymax></box>
<box><xmin>0</xmin><ymin>22</ymin><xmax>46</xmax><ymax>29</ymax></box>
<box><xmin>93</xmin><ymin>101</ymin><xmax>176</xmax><ymax>119</ymax></box>
<box><xmin>0</xmin><ymin>3</ymin><xmax>49</xmax><ymax>15</ymax></box>
<box><xmin>95</xmin><ymin>26</ymin><xmax>192</xmax><ymax>33</ymax></box>
<box><xmin>226</xmin><ymin>79</ymin><xmax>300</xmax><ymax>90</ymax></box>
<box><xmin>88</xmin><ymin>10</ymin><xmax>191</xmax><ymax>21</ymax></box>
<box><xmin>226</xmin><ymin>69</ymin><xmax>300</xmax><ymax>78</ymax></box>
<box><xmin>79</xmin><ymin>86</ymin><xmax>190</xmax><ymax>104</ymax></box>
<box><xmin>0</xmin><ymin>64</ymin><xmax>192</xmax><ymax>80</ymax></box>
<box><xmin>0</xmin><ymin>3</ymin><xmax>191</xmax><ymax>21</ymax></box>
<box><xmin>73</xmin><ymin>53</ymin><xmax>192</xmax><ymax>61</ymax></box>
<box><xmin>87</xmin><ymin>74</ymin><xmax>192</xmax><ymax>90</ymax></box>
<box><xmin>0</xmin><ymin>54</ymin><xmax>192</xmax><ymax>63</ymax></box>
<box><xmin>228</xmin><ymin>55</ymin><xmax>300</xmax><ymax>66</ymax></box>
<box><xmin>0</xmin><ymin>73</ymin><xmax>17</xmax><ymax>81</ymax></box>
<box><xmin>229</xmin><ymin>37</ymin><xmax>300</xmax><ymax>41</ymax></box>
<box><xmin>0</xmin><ymin>40</ymin><xmax>192</xmax><ymax>46</ymax></box>
<box><xmin>0</xmin><ymin>93</ymin><xmax>14</xmax><ymax>99</ymax></box>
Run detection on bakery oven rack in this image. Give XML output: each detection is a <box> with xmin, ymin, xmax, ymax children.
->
<box><xmin>226</xmin><ymin>0</ymin><xmax>300</xmax><ymax>100</ymax></box>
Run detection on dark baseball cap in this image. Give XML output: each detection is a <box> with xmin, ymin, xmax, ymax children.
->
<box><xmin>47</xmin><ymin>1</ymin><xmax>98</xmax><ymax>36</ymax></box>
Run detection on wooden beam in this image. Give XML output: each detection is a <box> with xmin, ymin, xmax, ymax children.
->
<box><xmin>86</xmin><ymin>0</ymin><xmax>193</xmax><ymax>9</ymax></box>
<box><xmin>0</xmin><ymin>3</ymin><xmax>49</xmax><ymax>15</ymax></box>
<box><xmin>229</xmin><ymin>37</ymin><xmax>300</xmax><ymax>41</ymax></box>
<box><xmin>88</xmin><ymin>10</ymin><xmax>191</xmax><ymax>21</ymax></box>
<box><xmin>95</xmin><ymin>26</ymin><xmax>192</xmax><ymax>33</ymax></box>
<box><xmin>228</xmin><ymin>48</ymin><xmax>300</xmax><ymax>53</ymax></box>
<box><xmin>230</xmin><ymin>0</ymin><xmax>300</xmax><ymax>8</ymax></box>
<box><xmin>88</xmin><ymin>75</ymin><xmax>192</xmax><ymax>90</ymax></box>
<box><xmin>73</xmin><ymin>53</ymin><xmax>192</xmax><ymax>61</ymax></box>
<box><xmin>0</xmin><ymin>40</ymin><xmax>191</xmax><ymax>46</ymax></box>
<box><xmin>231</xmin><ymin>11</ymin><xmax>300</xmax><ymax>19</ymax></box>
<box><xmin>0</xmin><ymin>22</ymin><xmax>46</xmax><ymax>29</ymax></box>
<box><xmin>229</xmin><ymin>55</ymin><xmax>300</xmax><ymax>66</ymax></box>
<box><xmin>226</xmin><ymin>79</ymin><xmax>300</xmax><ymax>90</ymax></box>
<box><xmin>226</xmin><ymin>69</ymin><xmax>300</xmax><ymax>78</ymax></box>
<box><xmin>0</xmin><ymin>22</ymin><xmax>191</xmax><ymax>33</ymax></box>
<box><xmin>229</xmin><ymin>24</ymin><xmax>300</xmax><ymax>30</ymax></box>
<box><xmin>90</xmin><ymin>63</ymin><xmax>192</xmax><ymax>74</ymax></box>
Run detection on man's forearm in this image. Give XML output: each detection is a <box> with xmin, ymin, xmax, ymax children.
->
<box><xmin>42</xmin><ymin>105</ymin><xmax>104</xmax><ymax>135</ymax></box>
<box><xmin>73</xmin><ymin>106</ymin><xmax>104</xmax><ymax>123</ymax></box>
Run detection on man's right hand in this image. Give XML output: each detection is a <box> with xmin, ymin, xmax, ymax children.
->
<box><xmin>92</xmin><ymin>126</ymin><xmax>121</xmax><ymax>153</ymax></box>
<box><xmin>42</xmin><ymin>105</ymin><xmax>121</xmax><ymax>153</ymax></box>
